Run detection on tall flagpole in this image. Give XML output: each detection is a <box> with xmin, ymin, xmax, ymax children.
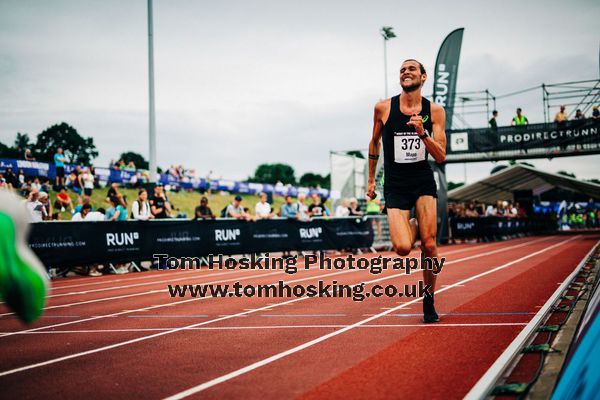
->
<box><xmin>380</xmin><ymin>27</ymin><xmax>396</xmax><ymax>99</ymax></box>
<box><xmin>147</xmin><ymin>0</ymin><xmax>157</xmax><ymax>183</ymax></box>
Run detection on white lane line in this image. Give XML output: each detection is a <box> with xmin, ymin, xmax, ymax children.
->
<box><xmin>162</xmin><ymin>235</ymin><xmax>580</xmax><ymax>400</ymax></box>
<box><xmin>0</xmin><ymin>236</ymin><xmax>565</xmax><ymax>377</ymax></box>
<box><xmin>0</xmin><ymin>236</ymin><xmax>549</xmax><ymax>335</ymax></box>
<box><xmin>0</xmin><ymin>322</ymin><xmax>527</xmax><ymax>334</ymax></box>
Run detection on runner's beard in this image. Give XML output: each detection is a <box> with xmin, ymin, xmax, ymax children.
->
<box><xmin>401</xmin><ymin>81</ymin><xmax>421</xmax><ymax>93</ymax></box>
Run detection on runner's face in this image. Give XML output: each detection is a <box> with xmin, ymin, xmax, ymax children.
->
<box><xmin>400</xmin><ymin>61</ymin><xmax>425</xmax><ymax>92</ymax></box>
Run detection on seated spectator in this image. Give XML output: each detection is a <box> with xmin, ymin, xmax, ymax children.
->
<box><xmin>107</xmin><ymin>182</ymin><xmax>127</xmax><ymax>207</ymax></box>
<box><xmin>38</xmin><ymin>192</ymin><xmax>52</xmax><ymax>221</ymax></box>
<box><xmin>4</xmin><ymin>167</ymin><xmax>19</xmax><ymax>190</ymax></box>
<box><xmin>131</xmin><ymin>188</ymin><xmax>154</xmax><ymax>220</ymax></box>
<box><xmin>226</xmin><ymin>195</ymin><xmax>254</xmax><ymax>221</ymax></box>
<box><xmin>85</xmin><ymin>207</ymin><xmax>105</xmax><ymax>221</ymax></box>
<box><xmin>255</xmin><ymin>192</ymin><xmax>274</xmax><ymax>219</ymax></box>
<box><xmin>26</xmin><ymin>190</ymin><xmax>47</xmax><ymax>222</ymax></box>
<box><xmin>348</xmin><ymin>198</ymin><xmax>363</xmax><ymax>216</ymax></box>
<box><xmin>54</xmin><ymin>187</ymin><xmax>74</xmax><ymax>213</ymax></box>
<box><xmin>149</xmin><ymin>184</ymin><xmax>171</xmax><ymax>219</ymax></box>
<box><xmin>72</xmin><ymin>203</ymin><xmax>92</xmax><ymax>221</ymax></box>
<box><xmin>17</xmin><ymin>169</ymin><xmax>25</xmax><ymax>187</ymax></box>
<box><xmin>105</xmin><ymin>196</ymin><xmax>127</xmax><ymax>221</ymax></box>
<box><xmin>194</xmin><ymin>196</ymin><xmax>215</xmax><ymax>220</ymax></box>
<box><xmin>281</xmin><ymin>195</ymin><xmax>298</xmax><ymax>219</ymax></box>
<box><xmin>124</xmin><ymin>161</ymin><xmax>136</xmax><ymax>171</ymax></box>
<box><xmin>31</xmin><ymin>176</ymin><xmax>42</xmax><ymax>192</ymax></box>
<box><xmin>335</xmin><ymin>199</ymin><xmax>350</xmax><ymax>217</ymax></box>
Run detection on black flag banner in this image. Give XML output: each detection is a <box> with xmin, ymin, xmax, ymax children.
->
<box><xmin>433</xmin><ymin>28</ymin><xmax>464</xmax><ymax>130</ymax></box>
<box><xmin>446</xmin><ymin>118</ymin><xmax>600</xmax><ymax>162</ymax></box>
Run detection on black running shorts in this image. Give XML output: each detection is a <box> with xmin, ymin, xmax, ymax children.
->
<box><xmin>384</xmin><ymin>178</ymin><xmax>437</xmax><ymax>210</ymax></box>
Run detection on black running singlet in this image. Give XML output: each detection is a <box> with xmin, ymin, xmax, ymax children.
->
<box><xmin>382</xmin><ymin>95</ymin><xmax>434</xmax><ymax>188</ymax></box>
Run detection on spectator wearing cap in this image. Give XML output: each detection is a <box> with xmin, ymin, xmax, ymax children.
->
<box><xmin>281</xmin><ymin>195</ymin><xmax>298</xmax><ymax>219</ymax></box>
<box><xmin>592</xmin><ymin>105</ymin><xmax>599</xmax><ymax>120</ymax></box>
<box><xmin>489</xmin><ymin>110</ymin><xmax>499</xmax><ymax>130</ymax></box>
<box><xmin>149</xmin><ymin>184</ymin><xmax>171</xmax><ymax>219</ymax></box>
<box><xmin>194</xmin><ymin>196</ymin><xmax>216</xmax><ymax>220</ymax></box>
<box><xmin>226</xmin><ymin>195</ymin><xmax>254</xmax><ymax>221</ymax></box>
<box><xmin>255</xmin><ymin>192</ymin><xmax>274</xmax><ymax>219</ymax></box>
<box><xmin>26</xmin><ymin>190</ymin><xmax>47</xmax><ymax>222</ymax></box>
<box><xmin>38</xmin><ymin>191</ymin><xmax>52</xmax><ymax>220</ymax></box>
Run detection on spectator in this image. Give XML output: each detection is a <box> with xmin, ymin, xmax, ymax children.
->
<box><xmin>72</xmin><ymin>203</ymin><xmax>92</xmax><ymax>221</ymax></box>
<box><xmin>24</xmin><ymin>148</ymin><xmax>35</xmax><ymax>161</ymax></box>
<box><xmin>506</xmin><ymin>202</ymin><xmax>518</xmax><ymax>217</ymax></box>
<box><xmin>124</xmin><ymin>161</ymin><xmax>136</xmax><ymax>171</ymax></box>
<box><xmin>348</xmin><ymin>198</ymin><xmax>363</xmax><ymax>216</ymax></box>
<box><xmin>71</xmin><ymin>168</ymin><xmax>83</xmax><ymax>195</ymax></box>
<box><xmin>296</xmin><ymin>193</ymin><xmax>310</xmax><ymax>221</ymax></box>
<box><xmin>26</xmin><ymin>190</ymin><xmax>47</xmax><ymax>222</ymax></box>
<box><xmin>515</xmin><ymin>202</ymin><xmax>527</xmax><ymax>217</ymax></box>
<box><xmin>489</xmin><ymin>110</ymin><xmax>498</xmax><ymax>130</ymax></box>
<box><xmin>281</xmin><ymin>195</ymin><xmax>298</xmax><ymax>219</ymax></box>
<box><xmin>38</xmin><ymin>192</ymin><xmax>52</xmax><ymax>221</ymax></box>
<box><xmin>193</xmin><ymin>196</ymin><xmax>215</xmax><ymax>220</ymax></box>
<box><xmin>31</xmin><ymin>176</ymin><xmax>42</xmax><ymax>192</ymax></box>
<box><xmin>574</xmin><ymin>109</ymin><xmax>585</xmax><ymax>120</ymax></box>
<box><xmin>74</xmin><ymin>195</ymin><xmax>92</xmax><ymax>214</ymax></box>
<box><xmin>592</xmin><ymin>105</ymin><xmax>599</xmax><ymax>120</ymax></box>
<box><xmin>366</xmin><ymin>197</ymin><xmax>382</xmax><ymax>240</ymax></box>
<box><xmin>554</xmin><ymin>105</ymin><xmax>567</xmax><ymax>125</ymax></box>
<box><xmin>54</xmin><ymin>186</ymin><xmax>74</xmax><ymax>213</ymax></box>
<box><xmin>3</xmin><ymin>167</ymin><xmax>19</xmax><ymax>190</ymax></box>
<box><xmin>465</xmin><ymin>202</ymin><xmax>479</xmax><ymax>217</ymax></box>
<box><xmin>335</xmin><ymin>199</ymin><xmax>350</xmax><ymax>217</ymax></box>
<box><xmin>0</xmin><ymin>173</ymin><xmax>5</xmax><ymax>189</ymax></box>
<box><xmin>308</xmin><ymin>193</ymin><xmax>328</xmax><ymax>217</ymax></box>
<box><xmin>131</xmin><ymin>188</ymin><xmax>154</xmax><ymax>220</ymax></box>
<box><xmin>511</xmin><ymin>108</ymin><xmax>528</xmax><ymax>127</ymax></box>
<box><xmin>85</xmin><ymin>207</ymin><xmax>105</xmax><ymax>221</ymax></box>
<box><xmin>107</xmin><ymin>182</ymin><xmax>126</xmax><ymax>207</ymax></box>
<box><xmin>255</xmin><ymin>192</ymin><xmax>274</xmax><ymax>219</ymax></box>
<box><xmin>81</xmin><ymin>167</ymin><xmax>95</xmax><ymax>196</ymax></box>
<box><xmin>17</xmin><ymin>169</ymin><xmax>25</xmax><ymax>187</ymax></box>
<box><xmin>225</xmin><ymin>195</ymin><xmax>254</xmax><ymax>221</ymax></box>
<box><xmin>149</xmin><ymin>184</ymin><xmax>171</xmax><ymax>219</ymax></box>
<box><xmin>105</xmin><ymin>196</ymin><xmax>127</xmax><ymax>221</ymax></box>
<box><xmin>54</xmin><ymin>147</ymin><xmax>67</xmax><ymax>187</ymax></box>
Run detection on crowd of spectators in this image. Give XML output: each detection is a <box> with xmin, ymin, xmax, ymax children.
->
<box><xmin>449</xmin><ymin>200</ymin><xmax>527</xmax><ymax>218</ymax></box>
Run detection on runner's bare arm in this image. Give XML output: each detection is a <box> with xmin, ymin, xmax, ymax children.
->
<box><xmin>408</xmin><ymin>103</ymin><xmax>446</xmax><ymax>163</ymax></box>
<box><xmin>367</xmin><ymin>101</ymin><xmax>386</xmax><ymax>198</ymax></box>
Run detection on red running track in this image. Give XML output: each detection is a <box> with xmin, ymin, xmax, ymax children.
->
<box><xmin>0</xmin><ymin>234</ymin><xmax>597</xmax><ymax>399</ymax></box>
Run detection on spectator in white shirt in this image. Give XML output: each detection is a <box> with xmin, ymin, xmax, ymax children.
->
<box><xmin>25</xmin><ymin>190</ymin><xmax>47</xmax><ymax>222</ymax></box>
<box><xmin>72</xmin><ymin>203</ymin><xmax>92</xmax><ymax>221</ymax></box>
<box><xmin>296</xmin><ymin>193</ymin><xmax>310</xmax><ymax>221</ymax></box>
<box><xmin>85</xmin><ymin>207</ymin><xmax>106</xmax><ymax>221</ymax></box>
<box><xmin>81</xmin><ymin>167</ymin><xmax>95</xmax><ymax>196</ymax></box>
<box><xmin>131</xmin><ymin>188</ymin><xmax>153</xmax><ymax>220</ymax></box>
<box><xmin>335</xmin><ymin>199</ymin><xmax>350</xmax><ymax>217</ymax></box>
<box><xmin>255</xmin><ymin>192</ymin><xmax>274</xmax><ymax>219</ymax></box>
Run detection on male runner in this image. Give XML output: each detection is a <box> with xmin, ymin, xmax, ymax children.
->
<box><xmin>0</xmin><ymin>190</ymin><xmax>48</xmax><ymax>323</ymax></box>
<box><xmin>366</xmin><ymin>59</ymin><xmax>446</xmax><ymax>323</ymax></box>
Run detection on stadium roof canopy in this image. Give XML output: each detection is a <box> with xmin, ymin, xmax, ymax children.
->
<box><xmin>448</xmin><ymin>164</ymin><xmax>600</xmax><ymax>203</ymax></box>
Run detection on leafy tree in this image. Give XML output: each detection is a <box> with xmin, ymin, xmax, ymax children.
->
<box><xmin>32</xmin><ymin>122</ymin><xmax>98</xmax><ymax>165</ymax></box>
<box><xmin>0</xmin><ymin>141</ymin><xmax>12</xmax><ymax>158</ymax></box>
<box><xmin>119</xmin><ymin>151</ymin><xmax>149</xmax><ymax>170</ymax></box>
<box><xmin>447</xmin><ymin>181</ymin><xmax>464</xmax><ymax>191</ymax></box>
<box><xmin>299</xmin><ymin>172</ymin><xmax>330</xmax><ymax>189</ymax></box>
<box><xmin>250</xmin><ymin>163</ymin><xmax>296</xmax><ymax>185</ymax></box>
<box><xmin>346</xmin><ymin>150</ymin><xmax>365</xmax><ymax>159</ymax></box>
<box><xmin>490</xmin><ymin>164</ymin><xmax>509</xmax><ymax>174</ymax></box>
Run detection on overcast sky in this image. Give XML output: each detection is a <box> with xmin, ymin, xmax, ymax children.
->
<box><xmin>0</xmin><ymin>0</ymin><xmax>598</xmax><ymax>183</ymax></box>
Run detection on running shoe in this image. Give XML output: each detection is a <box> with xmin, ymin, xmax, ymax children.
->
<box><xmin>0</xmin><ymin>190</ymin><xmax>48</xmax><ymax>323</ymax></box>
<box><xmin>423</xmin><ymin>293</ymin><xmax>439</xmax><ymax>323</ymax></box>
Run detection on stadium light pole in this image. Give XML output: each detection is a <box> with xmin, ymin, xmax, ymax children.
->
<box><xmin>147</xmin><ymin>0</ymin><xmax>157</xmax><ymax>183</ymax></box>
<box><xmin>380</xmin><ymin>26</ymin><xmax>396</xmax><ymax>99</ymax></box>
